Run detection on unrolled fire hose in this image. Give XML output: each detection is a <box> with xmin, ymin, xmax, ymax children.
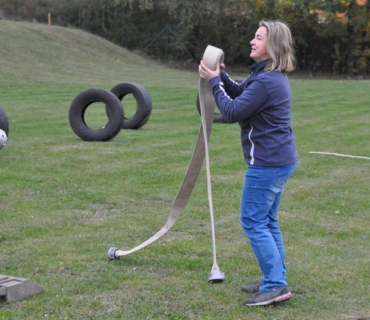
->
<box><xmin>108</xmin><ymin>45</ymin><xmax>225</xmax><ymax>282</ymax></box>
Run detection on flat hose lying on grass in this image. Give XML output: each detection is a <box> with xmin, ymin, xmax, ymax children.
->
<box><xmin>108</xmin><ymin>46</ymin><xmax>225</xmax><ymax>273</ymax></box>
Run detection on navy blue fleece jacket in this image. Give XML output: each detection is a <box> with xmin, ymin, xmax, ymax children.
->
<box><xmin>209</xmin><ymin>60</ymin><xmax>298</xmax><ymax>166</ymax></box>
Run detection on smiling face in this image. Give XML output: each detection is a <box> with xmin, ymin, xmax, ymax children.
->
<box><xmin>250</xmin><ymin>26</ymin><xmax>270</xmax><ymax>63</ymax></box>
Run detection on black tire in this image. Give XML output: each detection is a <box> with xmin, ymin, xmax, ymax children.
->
<box><xmin>0</xmin><ymin>106</ymin><xmax>9</xmax><ymax>136</ymax></box>
<box><xmin>69</xmin><ymin>88</ymin><xmax>124</xmax><ymax>141</ymax></box>
<box><xmin>111</xmin><ymin>82</ymin><xmax>152</xmax><ymax>130</ymax></box>
<box><xmin>196</xmin><ymin>93</ymin><xmax>227</xmax><ymax>123</ymax></box>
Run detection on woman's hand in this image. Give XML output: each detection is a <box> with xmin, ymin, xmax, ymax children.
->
<box><xmin>198</xmin><ymin>60</ymin><xmax>223</xmax><ymax>81</ymax></box>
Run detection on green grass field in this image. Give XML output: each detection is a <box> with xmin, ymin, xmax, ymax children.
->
<box><xmin>1</xmin><ymin>20</ymin><xmax>370</xmax><ymax>319</ymax></box>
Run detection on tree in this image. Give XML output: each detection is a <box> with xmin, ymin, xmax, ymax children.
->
<box><xmin>0</xmin><ymin>0</ymin><xmax>369</xmax><ymax>74</ymax></box>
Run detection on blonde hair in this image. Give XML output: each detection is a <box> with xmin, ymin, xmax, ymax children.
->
<box><xmin>260</xmin><ymin>20</ymin><xmax>296</xmax><ymax>73</ymax></box>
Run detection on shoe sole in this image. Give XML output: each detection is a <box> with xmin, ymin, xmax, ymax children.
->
<box><xmin>244</xmin><ymin>292</ymin><xmax>292</xmax><ymax>307</ymax></box>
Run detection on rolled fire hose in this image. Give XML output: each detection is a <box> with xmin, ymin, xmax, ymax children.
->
<box><xmin>108</xmin><ymin>46</ymin><xmax>225</xmax><ymax>276</ymax></box>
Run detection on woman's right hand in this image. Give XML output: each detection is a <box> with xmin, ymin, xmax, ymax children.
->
<box><xmin>199</xmin><ymin>60</ymin><xmax>222</xmax><ymax>81</ymax></box>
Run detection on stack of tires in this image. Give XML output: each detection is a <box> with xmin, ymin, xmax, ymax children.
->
<box><xmin>0</xmin><ymin>106</ymin><xmax>8</xmax><ymax>150</ymax></box>
<box><xmin>69</xmin><ymin>82</ymin><xmax>152</xmax><ymax>142</ymax></box>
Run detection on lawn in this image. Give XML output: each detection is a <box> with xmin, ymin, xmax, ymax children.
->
<box><xmin>1</xmin><ymin>20</ymin><xmax>370</xmax><ymax>319</ymax></box>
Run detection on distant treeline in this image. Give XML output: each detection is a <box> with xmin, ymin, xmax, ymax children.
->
<box><xmin>1</xmin><ymin>0</ymin><xmax>369</xmax><ymax>75</ymax></box>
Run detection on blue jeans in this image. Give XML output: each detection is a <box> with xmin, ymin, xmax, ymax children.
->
<box><xmin>239</xmin><ymin>161</ymin><xmax>297</xmax><ymax>292</ymax></box>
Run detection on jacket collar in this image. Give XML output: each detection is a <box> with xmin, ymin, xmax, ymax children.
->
<box><xmin>250</xmin><ymin>59</ymin><xmax>269</xmax><ymax>74</ymax></box>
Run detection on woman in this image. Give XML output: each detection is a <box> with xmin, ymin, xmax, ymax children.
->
<box><xmin>199</xmin><ymin>20</ymin><xmax>298</xmax><ymax>307</ymax></box>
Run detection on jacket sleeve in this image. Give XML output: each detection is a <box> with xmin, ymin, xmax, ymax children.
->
<box><xmin>209</xmin><ymin>76</ymin><xmax>269</xmax><ymax>123</ymax></box>
<box><xmin>219</xmin><ymin>71</ymin><xmax>244</xmax><ymax>99</ymax></box>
